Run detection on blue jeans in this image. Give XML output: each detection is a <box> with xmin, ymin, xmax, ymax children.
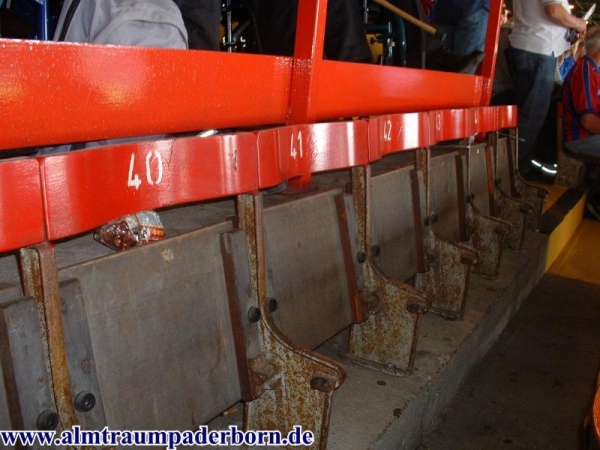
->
<box><xmin>506</xmin><ymin>46</ymin><xmax>557</xmax><ymax>174</ymax></box>
<box><xmin>436</xmin><ymin>8</ymin><xmax>488</xmax><ymax>74</ymax></box>
<box><xmin>565</xmin><ymin>135</ymin><xmax>600</xmax><ymax>159</ymax></box>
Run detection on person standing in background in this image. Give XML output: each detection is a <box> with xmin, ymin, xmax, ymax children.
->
<box><xmin>507</xmin><ymin>0</ymin><xmax>586</xmax><ymax>179</ymax></box>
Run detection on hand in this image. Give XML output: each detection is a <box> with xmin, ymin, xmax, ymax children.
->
<box><xmin>574</xmin><ymin>17</ymin><xmax>588</xmax><ymax>33</ymax></box>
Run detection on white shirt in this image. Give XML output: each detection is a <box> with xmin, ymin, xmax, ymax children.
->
<box><xmin>509</xmin><ymin>0</ymin><xmax>571</xmax><ymax>56</ymax></box>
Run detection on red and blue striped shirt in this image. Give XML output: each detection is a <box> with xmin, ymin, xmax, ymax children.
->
<box><xmin>562</xmin><ymin>55</ymin><xmax>600</xmax><ymax>142</ymax></box>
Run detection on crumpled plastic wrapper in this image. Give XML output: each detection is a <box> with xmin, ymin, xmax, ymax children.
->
<box><xmin>94</xmin><ymin>210</ymin><xmax>165</xmax><ymax>251</ymax></box>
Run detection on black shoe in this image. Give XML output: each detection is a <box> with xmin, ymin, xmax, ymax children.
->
<box><xmin>521</xmin><ymin>169</ymin><xmax>552</xmax><ymax>183</ymax></box>
<box><xmin>427</xmin><ymin>49</ymin><xmax>486</xmax><ymax>74</ymax></box>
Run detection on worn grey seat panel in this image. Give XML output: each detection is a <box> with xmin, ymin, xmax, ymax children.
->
<box><xmin>59</xmin><ymin>221</ymin><xmax>241</xmax><ymax>430</ymax></box>
<box><xmin>0</xmin><ymin>286</ymin><xmax>56</xmax><ymax>433</ymax></box>
<box><xmin>370</xmin><ymin>166</ymin><xmax>419</xmax><ymax>282</ymax></box>
<box><xmin>0</xmin><ymin>297</ymin><xmax>56</xmax><ymax>434</ymax></box>
<box><xmin>264</xmin><ymin>190</ymin><xmax>354</xmax><ymax>351</ymax></box>
<box><xmin>0</xmin><ymin>290</ymin><xmax>22</xmax><ymax>429</ymax></box>
<box><xmin>430</xmin><ymin>152</ymin><xmax>462</xmax><ymax>243</ymax></box>
<box><xmin>469</xmin><ymin>144</ymin><xmax>492</xmax><ymax>214</ymax></box>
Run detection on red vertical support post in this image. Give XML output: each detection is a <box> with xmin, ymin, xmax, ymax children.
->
<box><xmin>479</xmin><ymin>0</ymin><xmax>504</xmax><ymax>106</ymax></box>
<box><xmin>287</xmin><ymin>0</ymin><xmax>328</xmax><ymax>189</ymax></box>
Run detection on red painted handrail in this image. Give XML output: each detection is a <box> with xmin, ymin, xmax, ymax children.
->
<box><xmin>0</xmin><ymin>41</ymin><xmax>292</xmax><ymax>151</ymax></box>
<box><xmin>0</xmin><ymin>45</ymin><xmax>489</xmax><ymax>152</ymax></box>
<box><xmin>0</xmin><ymin>0</ymin><xmax>509</xmax><ymax>252</ymax></box>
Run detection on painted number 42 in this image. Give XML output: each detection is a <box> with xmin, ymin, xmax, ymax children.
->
<box><xmin>128</xmin><ymin>151</ymin><xmax>164</xmax><ymax>190</ymax></box>
<box><xmin>383</xmin><ymin>120</ymin><xmax>392</xmax><ymax>142</ymax></box>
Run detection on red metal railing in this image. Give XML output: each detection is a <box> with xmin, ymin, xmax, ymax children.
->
<box><xmin>0</xmin><ymin>0</ymin><xmax>508</xmax><ymax>252</ymax></box>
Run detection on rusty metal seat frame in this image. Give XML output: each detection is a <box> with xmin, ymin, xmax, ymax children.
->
<box><xmin>504</xmin><ymin>130</ymin><xmax>548</xmax><ymax>231</ymax></box>
<box><xmin>236</xmin><ymin>180</ymin><xmax>429</xmax><ymax>448</ymax></box>
<box><xmin>435</xmin><ymin>141</ymin><xmax>512</xmax><ymax>279</ymax></box>
<box><xmin>221</xmin><ymin>114</ymin><xmax>428</xmax><ymax>448</ymax></box>
<box><xmin>412</xmin><ymin>148</ymin><xmax>478</xmax><ymax>319</ymax></box>
<box><xmin>493</xmin><ymin>132</ymin><xmax>547</xmax><ymax>239</ymax></box>
<box><xmin>488</xmin><ymin>133</ymin><xmax>533</xmax><ymax>251</ymax></box>
<box><xmin>463</xmin><ymin>142</ymin><xmax>512</xmax><ymax>278</ymax></box>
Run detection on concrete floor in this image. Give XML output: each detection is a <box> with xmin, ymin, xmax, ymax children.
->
<box><xmin>420</xmin><ymin>219</ymin><xmax>600</xmax><ymax>450</ymax></box>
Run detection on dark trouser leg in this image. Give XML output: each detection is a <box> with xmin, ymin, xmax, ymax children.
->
<box><xmin>174</xmin><ymin>0</ymin><xmax>221</xmax><ymax>50</ymax></box>
<box><xmin>324</xmin><ymin>0</ymin><xmax>371</xmax><ymax>62</ymax></box>
<box><xmin>387</xmin><ymin>0</ymin><xmax>426</xmax><ymax>67</ymax></box>
<box><xmin>252</xmin><ymin>0</ymin><xmax>297</xmax><ymax>56</ymax></box>
<box><xmin>506</xmin><ymin>46</ymin><xmax>557</xmax><ymax>175</ymax></box>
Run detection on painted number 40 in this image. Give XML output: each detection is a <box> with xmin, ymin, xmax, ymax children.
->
<box><xmin>128</xmin><ymin>151</ymin><xmax>164</xmax><ymax>190</ymax></box>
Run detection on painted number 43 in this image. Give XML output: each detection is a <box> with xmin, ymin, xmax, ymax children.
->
<box><xmin>128</xmin><ymin>151</ymin><xmax>164</xmax><ymax>190</ymax></box>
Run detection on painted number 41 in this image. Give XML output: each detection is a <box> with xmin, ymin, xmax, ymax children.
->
<box><xmin>290</xmin><ymin>131</ymin><xmax>304</xmax><ymax>160</ymax></box>
<box><xmin>128</xmin><ymin>151</ymin><xmax>164</xmax><ymax>190</ymax></box>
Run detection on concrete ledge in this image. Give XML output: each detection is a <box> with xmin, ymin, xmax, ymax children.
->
<box><xmin>321</xmin><ymin>230</ymin><xmax>547</xmax><ymax>450</ymax></box>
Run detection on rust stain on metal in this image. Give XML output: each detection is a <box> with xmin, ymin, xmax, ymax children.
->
<box><xmin>515</xmin><ymin>177</ymin><xmax>548</xmax><ymax>232</ymax></box>
<box><xmin>503</xmin><ymin>131</ymin><xmax>548</xmax><ymax>231</ymax></box>
<box><xmin>469</xmin><ymin>142</ymin><xmax>511</xmax><ymax>278</ymax></box>
<box><xmin>413</xmin><ymin>150</ymin><xmax>478</xmax><ymax>319</ymax></box>
<box><xmin>492</xmin><ymin>134</ymin><xmax>538</xmax><ymax>249</ymax></box>
<box><xmin>415</xmin><ymin>228</ymin><xmax>477</xmax><ymax>319</ymax></box>
<box><xmin>237</xmin><ymin>193</ymin><xmax>345</xmax><ymax>449</ymax></box>
<box><xmin>346</xmin><ymin>166</ymin><xmax>430</xmax><ymax>375</ymax></box>
<box><xmin>19</xmin><ymin>244</ymin><xmax>80</xmax><ymax>432</ymax></box>
<box><xmin>466</xmin><ymin>203</ymin><xmax>510</xmax><ymax>279</ymax></box>
<box><xmin>495</xmin><ymin>192</ymin><xmax>531</xmax><ymax>251</ymax></box>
